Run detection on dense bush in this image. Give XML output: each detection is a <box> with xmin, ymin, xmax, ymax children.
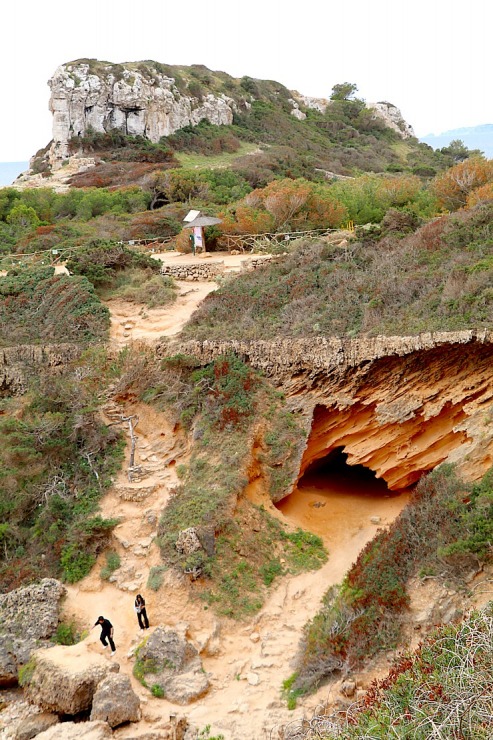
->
<box><xmin>0</xmin><ymin>267</ymin><xmax>109</xmax><ymax>345</ymax></box>
<box><xmin>220</xmin><ymin>178</ymin><xmax>347</xmax><ymax>233</ymax></box>
<box><xmin>167</xmin><ymin>120</ymin><xmax>242</xmax><ymax>155</ymax></box>
<box><xmin>69</xmin><ymin>128</ymin><xmax>178</xmax><ymax>164</ymax></box>
<box><xmin>317</xmin><ymin>606</ymin><xmax>493</xmax><ymax>739</ymax></box>
<box><xmin>65</xmin><ymin>241</ymin><xmax>160</xmax><ymax>287</ymax></box>
<box><xmin>431</xmin><ymin>157</ymin><xmax>493</xmax><ymax>211</ymax></box>
<box><xmin>0</xmin><ymin>351</ymin><xmax>124</xmax><ymax>590</ymax></box>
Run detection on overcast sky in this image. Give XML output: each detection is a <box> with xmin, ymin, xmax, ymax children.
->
<box><xmin>2</xmin><ymin>0</ymin><xmax>492</xmax><ymax>162</ymax></box>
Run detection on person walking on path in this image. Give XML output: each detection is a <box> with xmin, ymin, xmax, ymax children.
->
<box><xmin>93</xmin><ymin>616</ymin><xmax>116</xmax><ymax>655</ymax></box>
<box><xmin>134</xmin><ymin>594</ymin><xmax>150</xmax><ymax>630</ymax></box>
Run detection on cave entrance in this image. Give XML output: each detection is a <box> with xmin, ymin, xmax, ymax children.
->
<box><xmin>275</xmin><ymin>448</ymin><xmax>410</xmax><ymax>547</ymax></box>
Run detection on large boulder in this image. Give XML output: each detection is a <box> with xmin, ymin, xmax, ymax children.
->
<box><xmin>0</xmin><ymin>579</ymin><xmax>66</xmax><ymax>640</ymax></box>
<box><xmin>0</xmin><ymin>579</ymin><xmax>66</xmax><ymax>687</ymax></box>
<box><xmin>24</xmin><ymin>644</ymin><xmax>119</xmax><ymax>715</ymax></box>
<box><xmin>90</xmin><ymin>673</ymin><xmax>140</xmax><ymax>727</ymax></box>
<box><xmin>136</xmin><ymin>628</ymin><xmax>209</xmax><ymax>704</ymax></box>
<box><xmin>35</xmin><ymin>721</ymin><xmax>112</xmax><ymax>740</ymax></box>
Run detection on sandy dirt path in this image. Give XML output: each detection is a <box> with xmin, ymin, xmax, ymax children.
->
<box><xmin>105</xmin><ymin>280</ymin><xmax>217</xmax><ymax>346</ymax></box>
<box><xmin>54</xmin><ymin>260</ymin><xmax>408</xmax><ymax>739</ymax></box>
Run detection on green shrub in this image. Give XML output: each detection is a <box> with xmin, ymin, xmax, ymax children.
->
<box><xmin>18</xmin><ymin>659</ymin><xmax>36</xmax><ymax>687</ymax></box>
<box><xmin>0</xmin><ymin>270</ymin><xmax>109</xmax><ymax>346</ymax></box>
<box><xmin>281</xmin><ymin>673</ymin><xmax>305</xmax><ymax>710</ymax></box>
<box><xmin>52</xmin><ymin>621</ymin><xmax>83</xmax><ymax>646</ymax></box>
<box><xmin>147</xmin><ymin>565</ymin><xmax>167</xmax><ymax>591</ymax></box>
<box><xmin>60</xmin><ymin>546</ymin><xmax>97</xmax><ymax>583</ymax></box>
<box><xmin>100</xmin><ymin>550</ymin><xmax>121</xmax><ymax>580</ymax></box>
<box><xmin>151</xmin><ymin>683</ymin><xmax>164</xmax><ymax>698</ymax></box>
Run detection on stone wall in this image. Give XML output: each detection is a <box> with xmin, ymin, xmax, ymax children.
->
<box><xmin>171</xmin><ymin>330</ymin><xmax>493</xmax><ymax>378</ymax></box>
<box><xmin>240</xmin><ymin>256</ymin><xmax>274</xmax><ymax>271</ymax></box>
<box><xmin>160</xmin><ymin>261</ymin><xmax>224</xmax><ymax>281</ymax></box>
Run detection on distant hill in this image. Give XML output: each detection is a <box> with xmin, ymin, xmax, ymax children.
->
<box><xmin>0</xmin><ymin>162</ymin><xmax>28</xmax><ymax>187</ymax></box>
<box><xmin>421</xmin><ymin>124</ymin><xmax>493</xmax><ymax>158</ymax></box>
<box><xmin>25</xmin><ymin>60</ymin><xmax>452</xmax><ymax>187</ymax></box>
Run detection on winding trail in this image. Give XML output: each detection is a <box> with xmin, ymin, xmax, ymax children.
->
<box><xmin>57</xmin><ymin>258</ymin><xmax>408</xmax><ymax>739</ymax></box>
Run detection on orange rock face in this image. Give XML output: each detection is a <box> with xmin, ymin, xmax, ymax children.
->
<box><xmin>295</xmin><ymin>341</ymin><xmax>493</xmax><ymax>490</ymax></box>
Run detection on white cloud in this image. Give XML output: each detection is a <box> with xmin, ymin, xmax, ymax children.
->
<box><xmin>1</xmin><ymin>0</ymin><xmax>492</xmax><ymax>161</ymax></box>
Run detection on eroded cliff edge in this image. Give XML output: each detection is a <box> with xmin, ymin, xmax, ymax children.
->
<box><xmin>171</xmin><ymin>330</ymin><xmax>493</xmax><ymax>493</ymax></box>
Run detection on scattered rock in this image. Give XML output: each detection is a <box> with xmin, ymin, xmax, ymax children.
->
<box><xmin>340</xmin><ymin>679</ymin><xmax>357</xmax><ymax>697</ymax></box>
<box><xmin>0</xmin><ymin>579</ymin><xmax>66</xmax><ymax>641</ymax></box>
<box><xmin>249</xmin><ymin>632</ymin><xmax>260</xmax><ymax>643</ymax></box>
<box><xmin>370</xmin><ymin>516</ymin><xmax>381</xmax><ymax>524</ymax></box>
<box><xmin>116</xmin><ymin>484</ymin><xmax>158</xmax><ymax>502</ymax></box>
<box><xmin>34</xmin><ymin>721</ymin><xmax>112</xmax><ymax>740</ymax></box>
<box><xmin>0</xmin><ymin>579</ymin><xmax>66</xmax><ymax>687</ymax></box>
<box><xmin>136</xmin><ymin>627</ymin><xmax>209</xmax><ymax>704</ymax></box>
<box><xmin>246</xmin><ymin>672</ymin><xmax>260</xmax><ymax>686</ymax></box>
<box><xmin>15</xmin><ymin>712</ymin><xmax>59</xmax><ymax>740</ymax></box>
<box><xmin>90</xmin><ymin>673</ymin><xmax>141</xmax><ymax>727</ymax></box>
<box><xmin>175</xmin><ymin>528</ymin><xmax>202</xmax><ymax>555</ymax></box>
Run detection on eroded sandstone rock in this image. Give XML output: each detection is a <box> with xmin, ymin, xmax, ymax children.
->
<box><xmin>136</xmin><ymin>627</ymin><xmax>209</xmax><ymax>704</ymax></box>
<box><xmin>34</xmin><ymin>721</ymin><xmax>112</xmax><ymax>740</ymax></box>
<box><xmin>90</xmin><ymin>673</ymin><xmax>141</xmax><ymax>727</ymax></box>
<box><xmin>25</xmin><ymin>644</ymin><xmax>119</xmax><ymax>715</ymax></box>
<box><xmin>173</xmin><ymin>331</ymin><xmax>493</xmax><ymax>492</ymax></box>
<box><xmin>0</xmin><ymin>344</ymin><xmax>80</xmax><ymax>395</ymax></box>
<box><xmin>0</xmin><ymin>579</ymin><xmax>66</xmax><ymax>687</ymax></box>
<box><xmin>14</xmin><ymin>712</ymin><xmax>59</xmax><ymax>740</ymax></box>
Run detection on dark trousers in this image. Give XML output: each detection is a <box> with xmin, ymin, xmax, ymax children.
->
<box><xmin>137</xmin><ymin>608</ymin><xmax>149</xmax><ymax>629</ymax></box>
<box><xmin>100</xmin><ymin>630</ymin><xmax>116</xmax><ymax>651</ymax></box>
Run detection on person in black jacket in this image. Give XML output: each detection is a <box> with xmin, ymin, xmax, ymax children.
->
<box><xmin>93</xmin><ymin>616</ymin><xmax>116</xmax><ymax>655</ymax></box>
<box><xmin>134</xmin><ymin>594</ymin><xmax>150</xmax><ymax>630</ymax></box>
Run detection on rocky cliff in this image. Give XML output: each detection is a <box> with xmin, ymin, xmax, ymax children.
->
<box><xmin>47</xmin><ymin>60</ymin><xmax>237</xmax><ymax>167</ymax></box>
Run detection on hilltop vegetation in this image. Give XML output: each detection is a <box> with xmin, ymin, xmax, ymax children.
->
<box><xmin>59</xmin><ymin>69</ymin><xmax>456</xmax><ymax>186</ymax></box>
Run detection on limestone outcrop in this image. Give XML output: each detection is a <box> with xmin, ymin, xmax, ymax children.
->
<box><xmin>25</xmin><ymin>644</ymin><xmax>119</xmax><ymax>715</ymax></box>
<box><xmin>48</xmin><ymin>61</ymin><xmax>236</xmax><ymax>167</ymax></box>
<box><xmin>0</xmin><ymin>579</ymin><xmax>66</xmax><ymax>687</ymax></box>
<box><xmin>136</xmin><ymin>627</ymin><xmax>209</xmax><ymax>704</ymax></box>
<box><xmin>90</xmin><ymin>673</ymin><xmax>140</xmax><ymax>727</ymax></box>
<box><xmin>368</xmin><ymin>101</ymin><xmax>415</xmax><ymax>138</ymax></box>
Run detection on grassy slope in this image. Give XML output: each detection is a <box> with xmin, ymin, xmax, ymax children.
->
<box><xmin>183</xmin><ymin>202</ymin><xmax>493</xmax><ymax>341</ymax></box>
<box><xmin>318</xmin><ymin>605</ymin><xmax>493</xmax><ymax>739</ymax></box>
